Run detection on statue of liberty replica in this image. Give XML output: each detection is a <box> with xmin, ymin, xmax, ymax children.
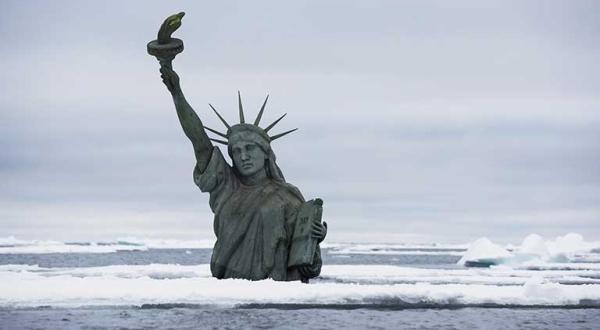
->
<box><xmin>147</xmin><ymin>13</ymin><xmax>327</xmax><ymax>282</ymax></box>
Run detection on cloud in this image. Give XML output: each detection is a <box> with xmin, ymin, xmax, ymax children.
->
<box><xmin>1</xmin><ymin>0</ymin><xmax>599</xmax><ymax>241</ymax></box>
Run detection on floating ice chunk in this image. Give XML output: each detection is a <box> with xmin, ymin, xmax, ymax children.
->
<box><xmin>0</xmin><ymin>241</ymin><xmax>148</xmax><ymax>254</ymax></box>
<box><xmin>115</xmin><ymin>236</ymin><xmax>216</xmax><ymax>249</ymax></box>
<box><xmin>460</xmin><ymin>233</ymin><xmax>600</xmax><ymax>267</ymax></box>
<box><xmin>0</xmin><ymin>237</ymin><xmax>66</xmax><ymax>249</ymax></box>
<box><xmin>508</xmin><ymin>234</ymin><xmax>552</xmax><ymax>264</ymax></box>
<box><xmin>518</xmin><ymin>234</ymin><xmax>550</xmax><ymax>259</ymax></box>
<box><xmin>545</xmin><ymin>233</ymin><xmax>599</xmax><ymax>259</ymax></box>
<box><xmin>0</xmin><ymin>236</ymin><xmax>30</xmax><ymax>247</ymax></box>
<box><xmin>458</xmin><ymin>237</ymin><xmax>512</xmax><ymax>267</ymax></box>
<box><xmin>514</xmin><ymin>233</ymin><xmax>600</xmax><ymax>263</ymax></box>
<box><xmin>0</xmin><ymin>236</ymin><xmax>218</xmax><ymax>253</ymax></box>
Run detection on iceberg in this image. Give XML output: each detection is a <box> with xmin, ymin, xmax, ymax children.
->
<box><xmin>458</xmin><ymin>238</ymin><xmax>512</xmax><ymax>267</ymax></box>
<box><xmin>519</xmin><ymin>234</ymin><xmax>551</xmax><ymax>260</ymax></box>
<box><xmin>459</xmin><ymin>233</ymin><xmax>600</xmax><ymax>267</ymax></box>
<box><xmin>545</xmin><ymin>233</ymin><xmax>598</xmax><ymax>257</ymax></box>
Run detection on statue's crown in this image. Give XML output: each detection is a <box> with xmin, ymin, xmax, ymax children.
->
<box><xmin>205</xmin><ymin>92</ymin><xmax>297</xmax><ymax>146</ymax></box>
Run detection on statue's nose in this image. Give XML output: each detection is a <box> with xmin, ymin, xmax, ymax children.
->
<box><xmin>240</xmin><ymin>151</ymin><xmax>250</xmax><ymax>160</ymax></box>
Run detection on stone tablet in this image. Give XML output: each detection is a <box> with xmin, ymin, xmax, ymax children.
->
<box><xmin>289</xmin><ymin>199</ymin><xmax>324</xmax><ymax>267</ymax></box>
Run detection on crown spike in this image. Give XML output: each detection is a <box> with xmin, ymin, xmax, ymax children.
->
<box><xmin>264</xmin><ymin>113</ymin><xmax>287</xmax><ymax>133</ymax></box>
<box><xmin>254</xmin><ymin>94</ymin><xmax>269</xmax><ymax>126</ymax></box>
<box><xmin>209</xmin><ymin>104</ymin><xmax>231</xmax><ymax>130</ymax></box>
<box><xmin>203</xmin><ymin>125</ymin><xmax>228</xmax><ymax>138</ymax></box>
<box><xmin>238</xmin><ymin>91</ymin><xmax>245</xmax><ymax>124</ymax></box>
<box><xmin>209</xmin><ymin>138</ymin><xmax>229</xmax><ymax>145</ymax></box>
<box><xmin>270</xmin><ymin>128</ymin><xmax>298</xmax><ymax>141</ymax></box>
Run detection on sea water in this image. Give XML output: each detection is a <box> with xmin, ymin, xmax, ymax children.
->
<box><xmin>1</xmin><ymin>236</ymin><xmax>599</xmax><ymax>329</ymax></box>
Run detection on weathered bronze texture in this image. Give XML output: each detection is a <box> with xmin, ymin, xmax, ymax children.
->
<box><xmin>147</xmin><ymin>13</ymin><xmax>327</xmax><ymax>282</ymax></box>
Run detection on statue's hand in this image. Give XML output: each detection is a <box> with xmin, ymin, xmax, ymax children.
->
<box><xmin>311</xmin><ymin>221</ymin><xmax>327</xmax><ymax>243</ymax></box>
<box><xmin>298</xmin><ymin>265</ymin><xmax>319</xmax><ymax>279</ymax></box>
<box><xmin>157</xmin><ymin>12</ymin><xmax>185</xmax><ymax>44</ymax></box>
<box><xmin>160</xmin><ymin>66</ymin><xmax>180</xmax><ymax>94</ymax></box>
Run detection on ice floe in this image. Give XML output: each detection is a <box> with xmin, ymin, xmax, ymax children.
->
<box><xmin>1</xmin><ymin>263</ymin><xmax>600</xmax><ymax>308</ymax></box>
<box><xmin>326</xmin><ymin>242</ymin><xmax>467</xmax><ymax>256</ymax></box>
<box><xmin>458</xmin><ymin>238</ymin><xmax>512</xmax><ymax>266</ymax></box>
<box><xmin>0</xmin><ymin>236</ymin><xmax>216</xmax><ymax>254</ymax></box>
<box><xmin>0</xmin><ymin>239</ymin><xmax>147</xmax><ymax>254</ymax></box>
<box><xmin>0</xmin><ymin>236</ymin><xmax>469</xmax><ymax>255</ymax></box>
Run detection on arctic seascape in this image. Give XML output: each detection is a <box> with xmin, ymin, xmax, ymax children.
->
<box><xmin>3</xmin><ymin>1</ymin><xmax>600</xmax><ymax>329</ymax></box>
<box><xmin>1</xmin><ymin>233</ymin><xmax>599</xmax><ymax>329</ymax></box>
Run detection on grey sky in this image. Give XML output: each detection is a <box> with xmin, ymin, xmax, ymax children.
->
<box><xmin>1</xmin><ymin>0</ymin><xmax>599</xmax><ymax>243</ymax></box>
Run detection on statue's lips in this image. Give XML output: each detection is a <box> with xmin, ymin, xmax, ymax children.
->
<box><xmin>242</xmin><ymin>163</ymin><xmax>253</xmax><ymax>169</ymax></box>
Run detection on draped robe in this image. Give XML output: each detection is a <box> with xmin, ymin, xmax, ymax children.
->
<box><xmin>193</xmin><ymin>147</ymin><xmax>322</xmax><ymax>281</ymax></box>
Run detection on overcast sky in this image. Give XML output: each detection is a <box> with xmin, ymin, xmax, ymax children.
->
<box><xmin>1</xmin><ymin>0</ymin><xmax>599</xmax><ymax>243</ymax></box>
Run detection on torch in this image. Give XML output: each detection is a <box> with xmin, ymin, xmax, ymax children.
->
<box><xmin>147</xmin><ymin>12</ymin><xmax>185</xmax><ymax>69</ymax></box>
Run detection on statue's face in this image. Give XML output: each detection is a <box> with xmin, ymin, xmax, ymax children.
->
<box><xmin>231</xmin><ymin>141</ymin><xmax>267</xmax><ymax>177</ymax></box>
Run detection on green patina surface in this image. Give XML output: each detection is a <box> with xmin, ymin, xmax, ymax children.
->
<box><xmin>147</xmin><ymin>13</ymin><xmax>327</xmax><ymax>282</ymax></box>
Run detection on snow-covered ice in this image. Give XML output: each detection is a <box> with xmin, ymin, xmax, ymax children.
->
<box><xmin>0</xmin><ymin>236</ymin><xmax>216</xmax><ymax>254</ymax></box>
<box><xmin>1</xmin><ymin>233</ymin><xmax>600</xmax><ymax>308</ymax></box>
<box><xmin>1</xmin><ymin>263</ymin><xmax>600</xmax><ymax>308</ymax></box>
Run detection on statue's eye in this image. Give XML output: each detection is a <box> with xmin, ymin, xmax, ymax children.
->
<box><xmin>246</xmin><ymin>145</ymin><xmax>255</xmax><ymax>151</ymax></box>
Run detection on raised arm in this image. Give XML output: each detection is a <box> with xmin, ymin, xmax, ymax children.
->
<box><xmin>160</xmin><ymin>65</ymin><xmax>213</xmax><ymax>172</ymax></box>
<box><xmin>149</xmin><ymin>12</ymin><xmax>213</xmax><ymax>172</ymax></box>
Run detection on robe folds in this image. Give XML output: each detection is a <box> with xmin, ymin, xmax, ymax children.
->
<box><xmin>193</xmin><ymin>147</ymin><xmax>322</xmax><ymax>281</ymax></box>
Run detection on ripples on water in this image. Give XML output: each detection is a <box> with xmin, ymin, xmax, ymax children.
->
<box><xmin>1</xmin><ymin>306</ymin><xmax>599</xmax><ymax>330</ymax></box>
<box><xmin>0</xmin><ymin>248</ymin><xmax>462</xmax><ymax>268</ymax></box>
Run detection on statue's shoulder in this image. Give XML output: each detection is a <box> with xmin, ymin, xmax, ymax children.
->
<box><xmin>269</xmin><ymin>181</ymin><xmax>305</xmax><ymax>206</ymax></box>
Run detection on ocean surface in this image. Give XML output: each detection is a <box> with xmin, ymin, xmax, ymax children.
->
<box><xmin>1</xmin><ymin>236</ymin><xmax>599</xmax><ymax>329</ymax></box>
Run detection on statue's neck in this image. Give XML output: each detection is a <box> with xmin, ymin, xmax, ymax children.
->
<box><xmin>240</xmin><ymin>168</ymin><xmax>269</xmax><ymax>186</ymax></box>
